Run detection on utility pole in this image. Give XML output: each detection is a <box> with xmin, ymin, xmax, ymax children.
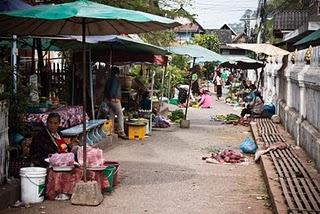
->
<box><xmin>256</xmin><ymin>0</ymin><xmax>267</xmax><ymax>43</ymax></box>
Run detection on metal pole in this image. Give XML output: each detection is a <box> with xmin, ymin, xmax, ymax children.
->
<box><xmin>12</xmin><ymin>35</ymin><xmax>17</xmax><ymax>94</ymax></box>
<box><xmin>71</xmin><ymin>64</ymin><xmax>75</xmax><ymax>105</ymax></box>
<box><xmin>89</xmin><ymin>48</ymin><xmax>95</xmax><ymax>119</ymax></box>
<box><xmin>159</xmin><ymin>63</ymin><xmax>167</xmax><ymax>109</ymax></box>
<box><xmin>82</xmin><ymin>18</ymin><xmax>87</xmax><ymax>182</ymax></box>
<box><xmin>149</xmin><ymin>71</ymin><xmax>156</xmax><ymax>134</ymax></box>
<box><xmin>184</xmin><ymin>57</ymin><xmax>196</xmax><ymax>120</ymax></box>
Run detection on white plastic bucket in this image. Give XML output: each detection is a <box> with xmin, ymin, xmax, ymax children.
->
<box><xmin>20</xmin><ymin>167</ymin><xmax>47</xmax><ymax>204</ymax></box>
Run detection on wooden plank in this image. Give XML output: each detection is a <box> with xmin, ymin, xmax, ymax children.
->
<box><xmin>304</xmin><ymin>179</ymin><xmax>320</xmax><ymax>207</ymax></box>
<box><xmin>278</xmin><ymin>158</ymin><xmax>290</xmax><ymax>178</ymax></box>
<box><xmin>290</xmin><ymin>157</ymin><xmax>310</xmax><ymax>179</ymax></box>
<box><xmin>287</xmin><ymin>178</ymin><xmax>305</xmax><ymax>211</ymax></box>
<box><xmin>270</xmin><ymin>152</ymin><xmax>285</xmax><ymax>178</ymax></box>
<box><xmin>292</xmin><ymin>178</ymin><xmax>312</xmax><ymax>211</ymax></box>
<box><xmin>286</xmin><ymin>157</ymin><xmax>301</xmax><ymax>177</ymax></box>
<box><xmin>279</xmin><ymin>178</ymin><xmax>297</xmax><ymax>210</ymax></box>
<box><xmin>300</xmin><ymin>179</ymin><xmax>320</xmax><ymax>211</ymax></box>
<box><xmin>281</xmin><ymin>155</ymin><xmax>297</xmax><ymax>178</ymax></box>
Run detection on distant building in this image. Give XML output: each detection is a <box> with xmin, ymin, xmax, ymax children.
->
<box><xmin>207</xmin><ymin>24</ymin><xmax>247</xmax><ymax>55</ymax></box>
<box><xmin>273</xmin><ymin>0</ymin><xmax>320</xmax><ymax>50</ymax></box>
<box><xmin>173</xmin><ymin>7</ymin><xmax>205</xmax><ymax>44</ymax></box>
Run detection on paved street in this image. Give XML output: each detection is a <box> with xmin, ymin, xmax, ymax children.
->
<box><xmin>1</xmin><ymin>98</ymin><xmax>272</xmax><ymax>214</ymax></box>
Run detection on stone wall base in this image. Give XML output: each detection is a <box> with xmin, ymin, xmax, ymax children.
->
<box><xmin>278</xmin><ymin>99</ymin><xmax>320</xmax><ymax>171</ymax></box>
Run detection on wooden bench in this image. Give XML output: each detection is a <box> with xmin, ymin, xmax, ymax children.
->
<box><xmin>61</xmin><ymin>119</ymin><xmax>107</xmax><ymax>145</ymax></box>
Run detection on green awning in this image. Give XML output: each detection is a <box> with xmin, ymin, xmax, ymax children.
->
<box><xmin>294</xmin><ymin>29</ymin><xmax>320</xmax><ymax>46</ymax></box>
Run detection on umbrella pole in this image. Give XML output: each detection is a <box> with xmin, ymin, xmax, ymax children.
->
<box><xmin>184</xmin><ymin>57</ymin><xmax>196</xmax><ymax>120</ymax></box>
<box><xmin>89</xmin><ymin>48</ymin><xmax>95</xmax><ymax>120</ymax></box>
<box><xmin>159</xmin><ymin>63</ymin><xmax>167</xmax><ymax>110</ymax></box>
<box><xmin>12</xmin><ymin>35</ymin><xmax>17</xmax><ymax>94</ymax></box>
<box><xmin>82</xmin><ymin>18</ymin><xmax>87</xmax><ymax>183</ymax></box>
<box><xmin>149</xmin><ymin>71</ymin><xmax>156</xmax><ymax>134</ymax></box>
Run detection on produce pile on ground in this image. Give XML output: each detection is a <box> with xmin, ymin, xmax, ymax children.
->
<box><xmin>225</xmin><ymin>84</ymin><xmax>240</xmax><ymax>105</ymax></box>
<box><xmin>225</xmin><ymin>95</ymin><xmax>239</xmax><ymax>105</ymax></box>
<box><xmin>203</xmin><ymin>149</ymin><xmax>245</xmax><ymax>164</ymax></box>
<box><xmin>168</xmin><ymin>109</ymin><xmax>184</xmax><ymax>123</ymax></box>
<box><xmin>214</xmin><ymin>113</ymin><xmax>240</xmax><ymax>123</ymax></box>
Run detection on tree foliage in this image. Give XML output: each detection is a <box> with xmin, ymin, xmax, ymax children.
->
<box><xmin>191</xmin><ymin>34</ymin><xmax>220</xmax><ymax>53</ymax></box>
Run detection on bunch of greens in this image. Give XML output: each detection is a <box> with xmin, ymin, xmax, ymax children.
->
<box><xmin>168</xmin><ymin>109</ymin><xmax>184</xmax><ymax>123</ymax></box>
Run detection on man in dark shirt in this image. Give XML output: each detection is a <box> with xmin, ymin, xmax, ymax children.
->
<box><xmin>104</xmin><ymin>67</ymin><xmax>127</xmax><ymax>139</ymax></box>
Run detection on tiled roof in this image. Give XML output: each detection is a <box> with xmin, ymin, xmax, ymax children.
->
<box><xmin>206</xmin><ymin>29</ymin><xmax>232</xmax><ymax>44</ymax></box>
<box><xmin>173</xmin><ymin>22</ymin><xmax>204</xmax><ymax>33</ymax></box>
<box><xmin>273</xmin><ymin>10</ymin><xmax>308</xmax><ymax>31</ymax></box>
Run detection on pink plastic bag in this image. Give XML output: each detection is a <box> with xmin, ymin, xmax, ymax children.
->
<box><xmin>77</xmin><ymin>146</ymin><xmax>104</xmax><ymax>167</ymax></box>
<box><xmin>49</xmin><ymin>153</ymin><xmax>74</xmax><ymax>167</ymax></box>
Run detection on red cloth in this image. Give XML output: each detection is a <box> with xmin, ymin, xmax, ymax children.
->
<box><xmin>54</xmin><ymin>138</ymin><xmax>67</xmax><ymax>153</ymax></box>
<box><xmin>45</xmin><ymin>168</ymin><xmax>109</xmax><ymax>200</ymax></box>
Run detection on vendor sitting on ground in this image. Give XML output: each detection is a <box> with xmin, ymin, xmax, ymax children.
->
<box><xmin>30</xmin><ymin>112</ymin><xmax>79</xmax><ymax>167</ymax></box>
<box><xmin>240</xmin><ymin>91</ymin><xmax>264</xmax><ymax>120</ymax></box>
<box><xmin>198</xmin><ymin>89</ymin><xmax>212</xmax><ymax>108</ymax></box>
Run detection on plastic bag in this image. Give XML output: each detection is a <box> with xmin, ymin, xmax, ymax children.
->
<box><xmin>49</xmin><ymin>153</ymin><xmax>74</xmax><ymax>167</ymax></box>
<box><xmin>240</xmin><ymin>137</ymin><xmax>257</xmax><ymax>154</ymax></box>
<box><xmin>77</xmin><ymin>146</ymin><xmax>104</xmax><ymax>167</ymax></box>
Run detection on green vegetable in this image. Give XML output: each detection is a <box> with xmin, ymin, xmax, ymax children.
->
<box><xmin>169</xmin><ymin>109</ymin><xmax>185</xmax><ymax>122</ymax></box>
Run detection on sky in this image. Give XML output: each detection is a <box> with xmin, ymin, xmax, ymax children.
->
<box><xmin>184</xmin><ymin>0</ymin><xmax>259</xmax><ymax>29</ymax></box>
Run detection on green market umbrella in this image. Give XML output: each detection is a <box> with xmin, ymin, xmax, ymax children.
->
<box><xmin>168</xmin><ymin>44</ymin><xmax>227</xmax><ymax>63</ymax></box>
<box><xmin>0</xmin><ymin>0</ymin><xmax>179</xmax><ymax>36</ymax></box>
<box><xmin>64</xmin><ymin>35</ymin><xmax>169</xmax><ymax>55</ymax></box>
<box><xmin>0</xmin><ymin>0</ymin><xmax>180</xmax><ymax>181</ymax></box>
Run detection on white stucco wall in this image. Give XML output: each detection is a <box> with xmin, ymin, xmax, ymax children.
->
<box><xmin>263</xmin><ymin>47</ymin><xmax>320</xmax><ymax>170</ymax></box>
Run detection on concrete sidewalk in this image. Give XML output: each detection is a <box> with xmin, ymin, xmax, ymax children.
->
<box><xmin>0</xmin><ymin>100</ymin><xmax>272</xmax><ymax>214</ymax></box>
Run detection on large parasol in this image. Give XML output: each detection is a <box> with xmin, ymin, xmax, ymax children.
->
<box><xmin>226</xmin><ymin>43</ymin><xmax>290</xmax><ymax>56</ymax></box>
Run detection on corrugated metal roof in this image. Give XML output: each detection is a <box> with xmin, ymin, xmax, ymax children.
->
<box><xmin>273</xmin><ymin>10</ymin><xmax>308</xmax><ymax>31</ymax></box>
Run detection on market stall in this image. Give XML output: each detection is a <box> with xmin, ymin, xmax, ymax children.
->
<box><xmin>1</xmin><ymin>0</ymin><xmax>180</xmax><ymax>205</ymax></box>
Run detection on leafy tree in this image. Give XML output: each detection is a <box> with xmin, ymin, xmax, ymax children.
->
<box><xmin>170</xmin><ymin>54</ymin><xmax>189</xmax><ymax>70</ymax></box>
<box><xmin>191</xmin><ymin>34</ymin><xmax>220</xmax><ymax>53</ymax></box>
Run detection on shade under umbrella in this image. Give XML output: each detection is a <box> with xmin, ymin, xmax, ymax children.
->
<box><xmin>227</xmin><ymin>43</ymin><xmax>290</xmax><ymax>56</ymax></box>
<box><xmin>0</xmin><ymin>0</ymin><xmax>180</xmax><ymax>183</ymax></box>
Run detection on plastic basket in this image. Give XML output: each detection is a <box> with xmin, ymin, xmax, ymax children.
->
<box><xmin>104</xmin><ymin>161</ymin><xmax>120</xmax><ymax>186</ymax></box>
<box><xmin>102</xmin><ymin>166</ymin><xmax>116</xmax><ymax>192</ymax></box>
